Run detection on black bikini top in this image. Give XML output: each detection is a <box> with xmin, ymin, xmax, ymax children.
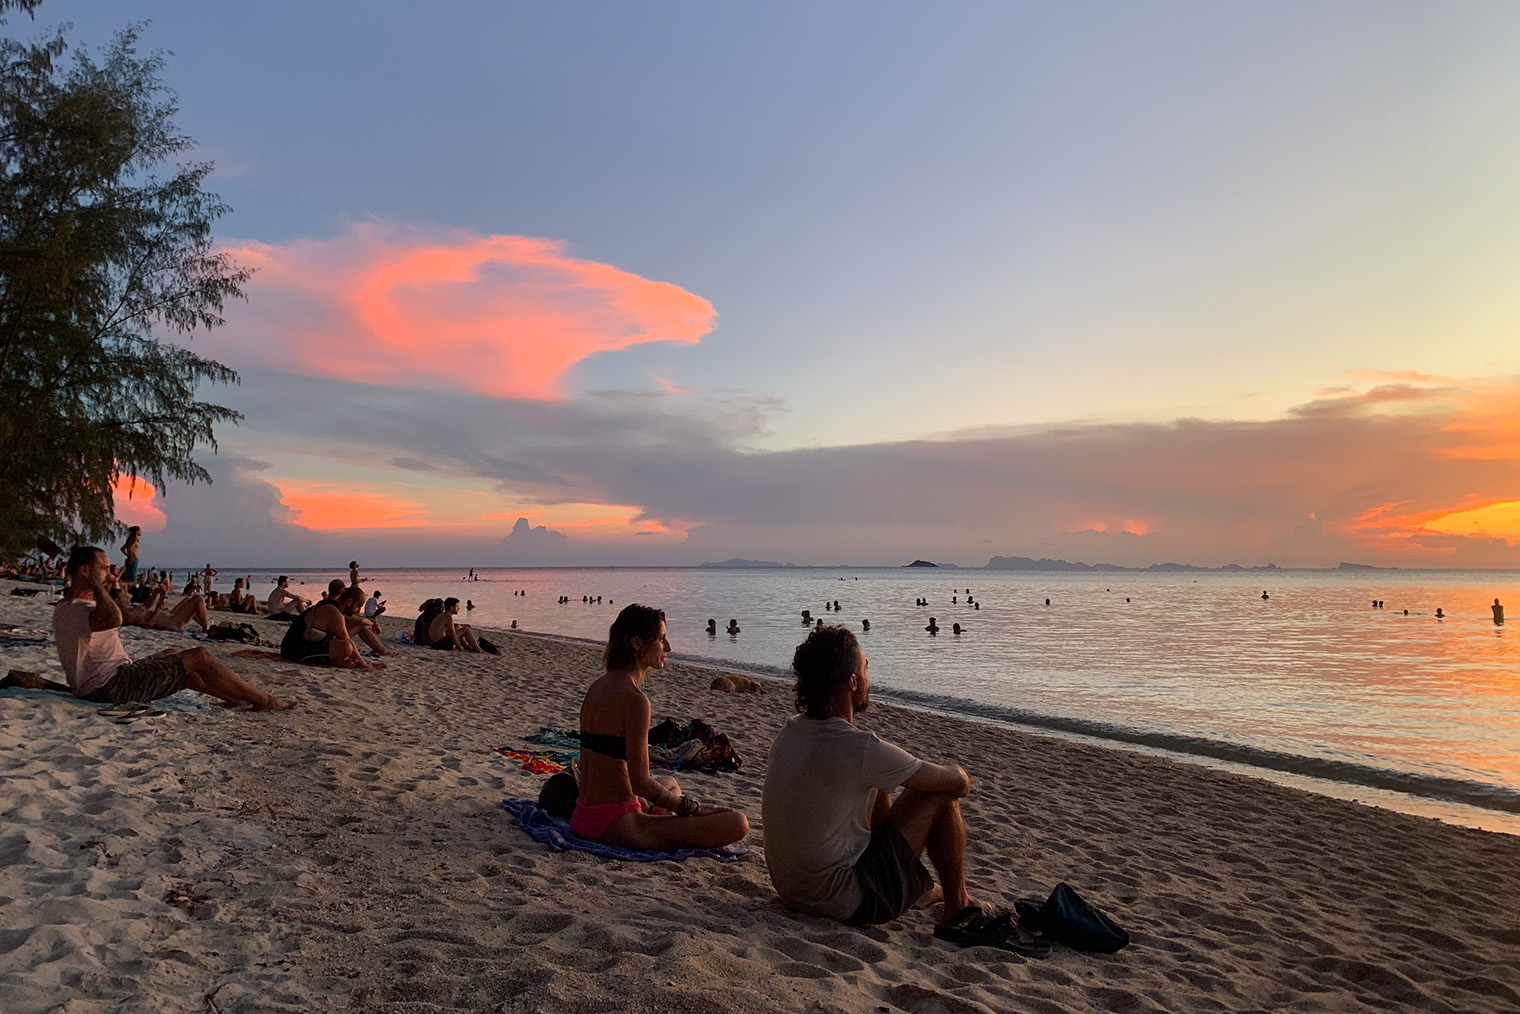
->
<box><xmin>580</xmin><ymin>731</ymin><xmax>627</xmax><ymax>760</ymax></box>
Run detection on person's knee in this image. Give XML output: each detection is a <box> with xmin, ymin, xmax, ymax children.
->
<box><xmin>182</xmin><ymin>645</ymin><xmax>211</xmax><ymax>665</ymax></box>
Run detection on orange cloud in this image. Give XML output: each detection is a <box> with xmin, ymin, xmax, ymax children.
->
<box><xmin>275</xmin><ymin>481</ymin><xmax>429</xmax><ymax>530</ymax></box>
<box><xmin>112</xmin><ymin>476</ymin><xmax>167</xmax><ymax>533</ymax></box>
<box><xmin>220</xmin><ymin>223</ymin><xmax>715</xmax><ymax>400</ymax></box>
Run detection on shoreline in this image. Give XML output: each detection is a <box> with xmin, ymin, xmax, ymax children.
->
<box><xmin>4</xmin><ymin>587</ymin><xmax>1520</xmax><ymax>1012</ymax></box>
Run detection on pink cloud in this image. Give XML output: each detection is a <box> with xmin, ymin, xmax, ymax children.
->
<box><xmin>217</xmin><ymin>222</ymin><xmax>715</xmax><ymax>400</ymax></box>
<box><xmin>112</xmin><ymin>476</ymin><xmax>167</xmax><ymax>534</ymax></box>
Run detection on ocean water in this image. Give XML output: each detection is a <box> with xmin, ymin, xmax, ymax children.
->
<box><xmin>229</xmin><ymin>566</ymin><xmax>1520</xmax><ymax>834</ymax></box>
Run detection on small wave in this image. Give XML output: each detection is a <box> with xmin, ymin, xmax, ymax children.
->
<box><xmin>870</xmin><ymin>686</ymin><xmax>1520</xmax><ymax>816</ymax></box>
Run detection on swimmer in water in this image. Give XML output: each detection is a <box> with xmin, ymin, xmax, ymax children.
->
<box><xmin>726</xmin><ymin>619</ymin><xmax>741</xmax><ymax>635</ymax></box>
<box><xmin>706</xmin><ymin>619</ymin><xmax>717</xmax><ymax>636</ymax></box>
<box><xmin>925</xmin><ymin>617</ymin><xmax>939</xmax><ymax>635</ymax></box>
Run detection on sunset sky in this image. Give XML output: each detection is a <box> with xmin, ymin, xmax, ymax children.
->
<box><xmin>54</xmin><ymin>1</ymin><xmax>1520</xmax><ymax>567</ymax></box>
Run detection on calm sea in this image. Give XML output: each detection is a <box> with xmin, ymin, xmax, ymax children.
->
<box><xmin>227</xmin><ymin>565</ymin><xmax>1520</xmax><ymax>835</ymax></box>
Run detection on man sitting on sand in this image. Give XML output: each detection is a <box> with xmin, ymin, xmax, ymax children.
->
<box><xmin>279</xmin><ymin>586</ymin><xmax>378</xmax><ymax>669</ymax></box>
<box><xmin>426</xmin><ymin>596</ymin><xmax>481</xmax><ymax>651</ymax></box>
<box><xmin>325</xmin><ymin>579</ymin><xmax>396</xmax><ymax>656</ymax></box>
<box><xmin>54</xmin><ymin>547</ymin><xmax>291</xmax><ymax>710</ymax></box>
<box><xmin>266</xmin><ymin>576</ymin><xmax>308</xmax><ymax>621</ymax></box>
<box><xmin>762</xmin><ymin>625</ymin><xmax>1003</xmax><ymax>933</ymax></box>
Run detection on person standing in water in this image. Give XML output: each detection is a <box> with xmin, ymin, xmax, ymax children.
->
<box><xmin>1494</xmin><ymin>599</ymin><xmax>1505</xmax><ymax>625</ymax></box>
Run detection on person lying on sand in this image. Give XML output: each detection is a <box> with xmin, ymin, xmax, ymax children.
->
<box><xmin>572</xmin><ymin>604</ymin><xmax>749</xmax><ymax>850</ymax></box>
<box><xmin>762</xmin><ymin>624</ymin><xmax>1000</xmax><ymax>930</ymax></box>
<box><xmin>279</xmin><ymin>586</ymin><xmax>378</xmax><ymax>669</ymax></box>
<box><xmin>426</xmin><ymin>596</ymin><xmax>481</xmax><ymax>651</ymax></box>
<box><xmin>122</xmin><ymin>591</ymin><xmax>212</xmax><ymax>635</ymax></box>
<box><xmin>53</xmin><ymin>547</ymin><xmax>291</xmax><ymax>710</ymax></box>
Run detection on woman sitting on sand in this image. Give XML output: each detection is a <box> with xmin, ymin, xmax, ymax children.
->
<box><xmin>572</xmin><ymin>604</ymin><xmax>749</xmax><ymax>849</ymax></box>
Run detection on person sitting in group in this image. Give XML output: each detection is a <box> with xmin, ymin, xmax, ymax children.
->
<box><xmin>325</xmin><ymin>578</ymin><xmax>396</xmax><ymax>656</ymax></box>
<box><xmin>183</xmin><ymin>574</ymin><xmax>201</xmax><ymax>597</ymax></box>
<box><xmin>426</xmin><ymin>596</ymin><xmax>481</xmax><ymax>651</ymax></box>
<box><xmin>364</xmin><ymin>589</ymin><xmax>386</xmax><ymax>620</ymax></box>
<box><xmin>55</xmin><ymin>547</ymin><xmax>291</xmax><ymax>709</ymax></box>
<box><xmin>415</xmin><ymin>598</ymin><xmax>444</xmax><ymax>643</ymax></box>
<box><xmin>279</xmin><ymin>586</ymin><xmax>376</xmax><ymax>668</ymax></box>
<box><xmin>266</xmin><ymin>576</ymin><xmax>308</xmax><ymax>621</ymax></box>
<box><xmin>571</xmin><ymin>604</ymin><xmax>748</xmax><ymax>849</ymax></box>
<box><xmin>762</xmin><ymin>625</ymin><xmax>995</xmax><ymax>929</ymax></box>
<box><xmin>226</xmin><ymin>577</ymin><xmax>261</xmax><ymax>614</ymax></box>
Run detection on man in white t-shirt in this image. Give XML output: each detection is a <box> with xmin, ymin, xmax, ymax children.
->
<box><xmin>53</xmin><ymin>546</ymin><xmax>292</xmax><ymax>711</ymax></box>
<box><xmin>363</xmin><ymin>589</ymin><xmax>386</xmax><ymax>619</ymax></box>
<box><xmin>763</xmin><ymin>625</ymin><xmax>989</xmax><ymax>928</ymax></box>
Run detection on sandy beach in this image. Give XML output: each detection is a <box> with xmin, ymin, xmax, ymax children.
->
<box><xmin>3</xmin><ymin>580</ymin><xmax>1519</xmax><ymax>1014</ymax></box>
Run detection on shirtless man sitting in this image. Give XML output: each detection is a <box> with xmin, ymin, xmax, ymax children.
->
<box><xmin>279</xmin><ymin>586</ymin><xmax>378</xmax><ymax>668</ymax></box>
<box><xmin>325</xmin><ymin>579</ymin><xmax>396</xmax><ymax>656</ymax></box>
<box><xmin>762</xmin><ymin>625</ymin><xmax>1008</xmax><ymax>936</ymax></box>
<box><xmin>54</xmin><ymin>547</ymin><xmax>290</xmax><ymax>709</ymax></box>
<box><xmin>266</xmin><ymin>576</ymin><xmax>308</xmax><ymax>621</ymax></box>
<box><xmin>426</xmin><ymin>596</ymin><xmax>481</xmax><ymax>652</ymax></box>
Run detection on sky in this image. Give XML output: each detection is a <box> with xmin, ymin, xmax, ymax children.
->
<box><xmin>40</xmin><ymin>1</ymin><xmax>1520</xmax><ymax>567</ymax></box>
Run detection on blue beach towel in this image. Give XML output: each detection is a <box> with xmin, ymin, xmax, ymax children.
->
<box><xmin>0</xmin><ymin>686</ymin><xmax>212</xmax><ymax>713</ymax></box>
<box><xmin>499</xmin><ymin>798</ymin><xmax>747</xmax><ymax>863</ymax></box>
<box><xmin>0</xmin><ymin>634</ymin><xmax>51</xmax><ymax>647</ymax></box>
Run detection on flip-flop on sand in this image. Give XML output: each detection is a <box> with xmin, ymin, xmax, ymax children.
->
<box><xmin>99</xmin><ymin>702</ymin><xmax>168</xmax><ymax>724</ymax></box>
<box><xmin>933</xmin><ymin>905</ymin><xmax>1052</xmax><ymax>958</ymax></box>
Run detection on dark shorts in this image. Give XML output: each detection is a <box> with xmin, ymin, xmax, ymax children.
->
<box><xmin>847</xmin><ymin>820</ymin><xmax>934</xmax><ymax>925</ymax></box>
<box><xmin>83</xmin><ymin>653</ymin><xmax>189</xmax><ymax>704</ymax></box>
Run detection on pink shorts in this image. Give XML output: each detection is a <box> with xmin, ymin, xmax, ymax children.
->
<box><xmin>569</xmin><ymin>798</ymin><xmax>645</xmax><ymax>842</ymax></box>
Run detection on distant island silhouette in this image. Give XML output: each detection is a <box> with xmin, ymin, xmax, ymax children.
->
<box><xmin>694</xmin><ymin>556</ymin><xmax>1394</xmax><ymax>571</ymax></box>
<box><xmin>698</xmin><ymin>558</ymin><xmax>796</xmax><ymax>569</ymax></box>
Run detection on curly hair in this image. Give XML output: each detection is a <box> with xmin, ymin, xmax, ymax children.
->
<box><xmin>604</xmin><ymin>603</ymin><xmax>666</xmax><ymax>671</ymax></box>
<box><xmin>791</xmin><ymin>625</ymin><xmax>861</xmax><ymax>718</ymax></box>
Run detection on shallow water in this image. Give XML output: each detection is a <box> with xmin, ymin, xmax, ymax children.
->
<box><xmin>230</xmin><ymin>566</ymin><xmax>1520</xmax><ymax>833</ymax></box>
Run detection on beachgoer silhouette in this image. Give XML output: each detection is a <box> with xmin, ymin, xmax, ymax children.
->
<box><xmin>727</xmin><ymin>619</ymin><xmax>741</xmax><ymax>635</ymax></box>
<box><xmin>511</xmin><ymin>620</ymin><xmax>517</xmax><ymax>629</ymax></box>
<box><xmin>833</xmin><ymin>600</ymin><xmax>840</xmax><ymax>611</ymax></box>
<box><xmin>974</xmin><ymin>602</ymin><xmax>980</xmax><ymax>609</ymax></box>
<box><xmin>1261</xmin><ymin>591</ymin><xmax>1269</xmax><ymax>600</ymax></box>
<box><xmin>802</xmin><ymin>609</ymin><xmax>812</xmax><ymax>624</ymax></box>
<box><xmin>466</xmin><ymin>600</ymin><xmax>475</xmax><ymax>611</ymax></box>
<box><xmin>1044</xmin><ymin>598</ymin><xmax>1050</xmax><ymax>606</ymax></box>
<box><xmin>861</xmin><ymin>619</ymin><xmax>870</xmax><ymax>631</ymax></box>
<box><xmin>925</xmin><ymin>617</ymin><xmax>939</xmax><ymax>635</ymax></box>
<box><xmin>825</xmin><ymin>601</ymin><xmax>832</xmax><ymax>611</ymax></box>
<box><xmin>1403</xmin><ymin>609</ymin><xmax>1408</xmax><ymax>615</ymax></box>
<box><xmin>952</xmin><ymin>623</ymin><xmax>962</xmax><ymax>635</ymax></box>
<box><xmin>707</xmin><ymin>619</ymin><xmax>717</xmax><ymax>636</ymax></box>
<box><xmin>1435</xmin><ymin>608</ymin><xmax>1444</xmax><ymax>619</ymax></box>
<box><xmin>1493</xmin><ymin>599</ymin><xmax>1505</xmax><ymax>625</ymax></box>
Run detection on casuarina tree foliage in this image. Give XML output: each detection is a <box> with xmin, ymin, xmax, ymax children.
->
<box><xmin>0</xmin><ymin>3</ymin><xmax>246</xmax><ymax>563</ymax></box>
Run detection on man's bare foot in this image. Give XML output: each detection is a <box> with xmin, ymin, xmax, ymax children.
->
<box><xmin>913</xmin><ymin>884</ymin><xmax>944</xmax><ymax>910</ymax></box>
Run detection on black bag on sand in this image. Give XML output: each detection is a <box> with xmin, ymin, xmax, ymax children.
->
<box><xmin>478</xmin><ymin>636</ymin><xmax>501</xmax><ymax>655</ymax></box>
<box><xmin>1019</xmin><ymin>882</ymin><xmax>1129</xmax><ymax>953</ymax></box>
